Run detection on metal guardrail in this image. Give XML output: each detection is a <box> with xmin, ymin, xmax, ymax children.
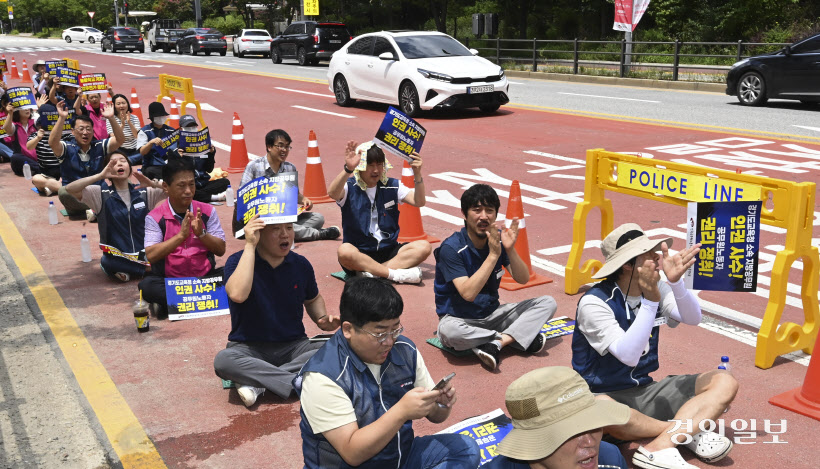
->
<box><xmin>465</xmin><ymin>38</ymin><xmax>790</xmax><ymax>81</ymax></box>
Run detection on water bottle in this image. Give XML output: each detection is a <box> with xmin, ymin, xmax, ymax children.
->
<box><xmin>23</xmin><ymin>162</ymin><xmax>32</xmax><ymax>180</ymax></box>
<box><xmin>81</xmin><ymin>234</ymin><xmax>92</xmax><ymax>263</ymax></box>
<box><xmin>226</xmin><ymin>185</ymin><xmax>235</xmax><ymax>207</ymax></box>
<box><xmin>718</xmin><ymin>356</ymin><xmax>731</xmax><ymax>373</ymax></box>
<box><xmin>48</xmin><ymin>201</ymin><xmax>58</xmax><ymax>225</ymax></box>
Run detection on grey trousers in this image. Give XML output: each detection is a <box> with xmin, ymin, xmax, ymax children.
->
<box><xmin>295</xmin><ymin>211</ymin><xmax>325</xmax><ymax>242</ymax></box>
<box><xmin>437</xmin><ymin>295</ymin><xmax>557</xmax><ymax>351</ymax></box>
<box><xmin>213</xmin><ymin>339</ymin><xmax>323</xmax><ymax>399</ymax></box>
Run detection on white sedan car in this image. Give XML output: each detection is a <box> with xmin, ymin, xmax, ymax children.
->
<box><xmin>62</xmin><ymin>26</ymin><xmax>103</xmax><ymax>44</ymax></box>
<box><xmin>328</xmin><ymin>31</ymin><xmax>509</xmax><ymax>116</ymax></box>
<box><xmin>232</xmin><ymin>29</ymin><xmax>273</xmax><ymax>57</ymax></box>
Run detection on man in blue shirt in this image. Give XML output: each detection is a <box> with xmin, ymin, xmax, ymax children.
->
<box><xmin>486</xmin><ymin>367</ymin><xmax>630</xmax><ymax>469</ymax></box>
<box><xmin>434</xmin><ymin>184</ymin><xmax>556</xmax><ymax>370</ymax></box>
<box><xmin>213</xmin><ymin>215</ymin><xmax>340</xmax><ymax>408</ymax></box>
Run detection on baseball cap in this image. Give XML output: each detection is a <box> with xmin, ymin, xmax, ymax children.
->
<box><xmin>179</xmin><ymin>115</ymin><xmax>197</xmax><ymax>128</ymax></box>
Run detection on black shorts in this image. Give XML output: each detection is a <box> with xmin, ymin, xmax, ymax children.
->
<box><xmin>39</xmin><ymin>165</ymin><xmax>61</xmax><ymax>180</ymax></box>
<box><xmin>342</xmin><ymin>242</ymin><xmax>407</xmax><ymax>277</ymax></box>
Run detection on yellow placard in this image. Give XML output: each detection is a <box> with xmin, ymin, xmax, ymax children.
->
<box><xmin>617</xmin><ymin>162</ymin><xmax>760</xmax><ymax>202</ymax></box>
<box><xmin>163</xmin><ymin>76</ymin><xmax>185</xmax><ymax>93</ymax></box>
<box><xmin>304</xmin><ymin>0</ymin><xmax>319</xmax><ymax>16</ymax></box>
<box><xmin>156</xmin><ymin>74</ymin><xmax>206</xmax><ymax>127</ymax></box>
<box><xmin>63</xmin><ymin>58</ymin><xmax>80</xmax><ymax>69</ymax></box>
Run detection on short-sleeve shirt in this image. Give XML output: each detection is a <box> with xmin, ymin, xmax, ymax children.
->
<box><xmin>223</xmin><ymin>250</ymin><xmax>318</xmax><ymax>343</ymax></box>
<box><xmin>58</xmin><ymin>138</ymin><xmax>110</xmax><ymax>184</ymax></box>
<box><xmin>300</xmin><ymin>350</ymin><xmax>435</xmax><ymax>434</ymax></box>
<box><xmin>143</xmin><ymin>201</ymin><xmax>226</xmax><ymax>247</ymax></box>
<box><xmin>434</xmin><ymin>228</ymin><xmax>509</xmax><ymax>319</ymax></box>
<box><xmin>107</xmin><ymin>114</ymin><xmax>141</xmax><ymax>150</ymax></box>
<box><xmin>576</xmin><ymin>281</ymin><xmax>680</xmax><ymax>357</ymax></box>
<box><xmin>240</xmin><ymin>158</ymin><xmax>298</xmax><ymax>187</ymax></box>
<box><xmin>82</xmin><ymin>185</ymin><xmax>166</xmax><ymax>213</ymax></box>
<box><xmin>337</xmin><ymin>182</ymin><xmax>412</xmax><ymax>242</ymax></box>
<box><xmin>485</xmin><ymin>441</ymin><xmax>627</xmax><ymax>469</ymax></box>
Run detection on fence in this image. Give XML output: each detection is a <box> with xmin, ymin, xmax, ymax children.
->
<box><xmin>464</xmin><ymin>37</ymin><xmax>789</xmax><ymax>81</ymax></box>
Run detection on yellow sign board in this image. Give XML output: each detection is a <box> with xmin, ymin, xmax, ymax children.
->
<box><xmin>304</xmin><ymin>0</ymin><xmax>319</xmax><ymax>16</ymax></box>
<box><xmin>163</xmin><ymin>76</ymin><xmax>186</xmax><ymax>93</ymax></box>
<box><xmin>63</xmin><ymin>58</ymin><xmax>81</xmax><ymax>70</ymax></box>
<box><xmin>156</xmin><ymin>74</ymin><xmax>206</xmax><ymax>127</ymax></box>
<box><xmin>617</xmin><ymin>162</ymin><xmax>761</xmax><ymax>202</ymax></box>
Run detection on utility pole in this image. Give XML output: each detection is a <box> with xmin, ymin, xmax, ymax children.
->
<box><xmin>194</xmin><ymin>0</ymin><xmax>202</xmax><ymax>27</ymax></box>
<box><xmin>114</xmin><ymin>0</ymin><xmax>120</xmax><ymax>27</ymax></box>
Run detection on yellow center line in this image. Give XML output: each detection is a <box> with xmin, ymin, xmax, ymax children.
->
<box><xmin>0</xmin><ymin>202</ymin><xmax>165</xmax><ymax>469</ymax></box>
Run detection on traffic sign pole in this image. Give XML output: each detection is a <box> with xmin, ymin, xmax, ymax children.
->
<box><xmin>88</xmin><ymin>11</ymin><xmax>95</xmax><ymax>29</ymax></box>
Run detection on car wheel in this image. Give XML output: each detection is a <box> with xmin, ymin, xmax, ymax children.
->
<box><xmin>89</xmin><ymin>37</ymin><xmax>95</xmax><ymax>44</ymax></box>
<box><xmin>65</xmin><ymin>36</ymin><xmax>72</xmax><ymax>43</ymax></box>
<box><xmin>150</xmin><ymin>42</ymin><xmax>157</xmax><ymax>52</ymax></box>
<box><xmin>737</xmin><ymin>72</ymin><xmax>768</xmax><ymax>106</ymax></box>
<box><xmin>399</xmin><ymin>82</ymin><xmax>421</xmax><ymax>117</ymax></box>
<box><xmin>309</xmin><ymin>58</ymin><xmax>319</xmax><ymax>66</ymax></box>
<box><xmin>101</xmin><ymin>43</ymin><xmax>106</xmax><ymax>52</ymax></box>
<box><xmin>177</xmin><ymin>44</ymin><xmax>183</xmax><ymax>55</ymax></box>
<box><xmin>479</xmin><ymin>103</ymin><xmax>501</xmax><ymax>113</ymax></box>
<box><xmin>297</xmin><ymin>47</ymin><xmax>308</xmax><ymax>66</ymax></box>
<box><xmin>190</xmin><ymin>45</ymin><xmax>196</xmax><ymax>56</ymax></box>
<box><xmin>205</xmin><ymin>50</ymin><xmax>211</xmax><ymax>56</ymax></box>
<box><xmin>271</xmin><ymin>47</ymin><xmax>282</xmax><ymax>64</ymax></box>
<box><xmin>219</xmin><ymin>50</ymin><xmax>226</xmax><ymax>56</ymax></box>
<box><xmin>800</xmin><ymin>100</ymin><xmax>819</xmax><ymax>106</ymax></box>
<box><xmin>334</xmin><ymin>75</ymin><xmax>355</xmax><ymax>107</ymax></box>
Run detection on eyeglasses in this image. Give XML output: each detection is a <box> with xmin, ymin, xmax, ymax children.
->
<box><xmin>356</xmin><ymin>324</ymin><xmax>404</xmax><ymax>344</ymax></box>
<box><xmin>273</xmin><ymin>144</ymin><xmax>292</xmax><ymax>151</ymax></box>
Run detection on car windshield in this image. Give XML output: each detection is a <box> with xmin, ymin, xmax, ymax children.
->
<box><xmin>393</xmin><ymin>35</ymin><xmax>471</xmax><ymax>59</ymax></box>
<box><xmin>87</xmin><ymin>28</ymin><xmax>101</xmax><ymax>33</ymax></box>
<box><xmin>244</xmin><ymin>31</ymin><xmax>270</xmax><ymax>37</ymax></box>
<box><xmin>117</xmin><ymin>28</ymin><xmax>139</xmax><ymax>35</ymax></box>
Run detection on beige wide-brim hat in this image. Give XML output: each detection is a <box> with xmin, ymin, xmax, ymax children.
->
<box><xmin>591</xmin><ymin>223</ymin><xmax>674</xmax><ymax>280</ymax></box>
<box><xmin>496</xmin><ymin>367</ymin><xmax>630</xmax><ymax>461</ymax></box>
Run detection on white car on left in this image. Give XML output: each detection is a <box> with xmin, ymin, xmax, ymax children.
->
<box><xmin>62</xmin><ymin>26</ymin><xmax>103</xmax><ymax>44</ymax></box>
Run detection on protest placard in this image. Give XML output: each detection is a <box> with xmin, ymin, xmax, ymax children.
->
<box><xmin>685</xmin><ymin>201</ymin><xmax>761</xmax><ymax>292</ymax></box>
<box><xmin>179</xmin><ymin>127</ymin><xmax>211</xmax><ymax>157</ymax></box>
<box><xmin>437</xmin><ymin>408</ymin><xmax>513</xmax><ymax>465</ymax></box>
<box><xmin>0</xmin><ymin>58</ymin><xmax>7</xmax><ymax>74</ymax></box>
<box><xmin>100</xmin><ymin>244</ymin><xmax>149</xmax><ymax>266</ymax></box>
<box><xmin>79</xmin><ymin>73</ymin><xmax>107</xmax><ymax>95</ymax></box>
<box><xmin>38</xmin><ymin>108</ymin><xmax>75</xmax><ymax>136</ymax></box>
<box><xmin>153</xmin><ymin>129</ymin><xmax>180</xmax><ymax>156</ymax></box>
<box><xmin>0</xmin><ymin>115</ymin><xmax>7</xmax><ymax>139</ymax></box>
<box><xmin>540</xmin><ymin>315</ymin><xmax>576</xmax><ymax>340</ymax></box>
<box><xmin>7</xmin><ymin>87</ymin><xmax>37</xmax><ymax>110</ymax></box>
<box><xmin>55</xmin><ymin>67</ymin><xmax>81</xmax><ymax>87</ymax></box>
<box><xmin>234</xmin><ymin>174</ymin><xmax>299</xmax><ymax>237</ymax></box>
<box><xmin>164</xmin><ymin>275</ymin><xmax>229</xmax><ymax>321</ymax></box>
<box><xmin>373</xmin><ymin>106</ymin><xmax>426</xmax><ymax>163</ymax></box>
<box><xmin>45</xmin><ymin>60</ymin><xmax>67</xmax><ymax>74</ymax></box>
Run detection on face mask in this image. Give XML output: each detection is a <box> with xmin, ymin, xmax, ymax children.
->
<box><xmin>182</xmin><ymin>126</ymin><xmax>197</xmax><ymax>132</ymax></box>
<box><xmin>152</xmin><ymin>117</ymin><xmax>166</xmax><ymax>126</ymax></box>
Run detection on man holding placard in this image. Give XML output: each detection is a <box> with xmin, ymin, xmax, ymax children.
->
<box><xmin>213</xmin><ymin>214</ymin><xmax>339</xmax><ymax>408</ymax></box>
<box><xmin>571</xmin><ymin>223</ymin><xmax>738</xmax><ymax>469</ymax></box>
<box><xmin>171</xmin><ymin>114</ymin><xmax>229</xmax><ymax>203</ymax></box>
<box><xmin>327</xmin><ymin>141</ymin><xmax>431</xmax><ymax>284</ymax></box>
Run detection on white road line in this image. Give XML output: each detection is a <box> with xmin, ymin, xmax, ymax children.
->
<box><xmin>193</xmin><ymin>85</ymin><xmax>222</xmax><ymax>92</ymax></box>
<box><xmin>28</xmin><ymin>53</ymin><xmax>38</xmax><ymax>56</ymax></box>
<box><xmin>291</xmin><ymin>105</ymin><xmax>355</xmax><ymax>118</ymax></box>
<box><xmin>211</xmin><ymin>139</ymin><xmax>263</xmax><ymax>159</ymax></box>
<box><xmin>793</xmin><ymin>125</ymin><xmax>820</xmax><ymax>133</ymax></box>
<box><xmin>81</xmin><ymin>64</ymin><xmax>96</xmax><ymax>68</ymax></box>
<box><xmin>275</xmin><ymin>87</ymin><xmax>334</xmax><ymax>98</ymax></box>
<box><xmin>297</xmin><ymin>66</ymin><xmax>325</xmax><ymax>71</ymax></box>
<box><xmin>121</xmin><ymin>62</ymin><xmax>163</xmax><ymax>68</ymax></box>
<box><xmin>122</xmin><ymin>71</ymin><xmax>145</xmax><ymax>77</ymax></box>
<box><xmin>549</xmin><ymin>174</ymin><xmax>586</xmax><ymax>180</ymax></box>
<box><xmin>205</xmin><ymin>61</ymin><xmax>252</xmax><ymax>67</ymax></box>
<box><xmin>557</xmin><ymin>92</ymin><xmax>660</xmax><ymax>103</ymax></box>
<box><xmin>507</xmin><ymin>81</ymin><xmax>524</xmax><ymax>85</ymax></box>
<box><xmin>229</xmin><ymin>61</ymin><xmax>253</xmax><ymax>66</ymax></box>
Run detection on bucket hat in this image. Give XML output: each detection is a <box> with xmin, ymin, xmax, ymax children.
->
<box><xmin>591</xmin><ymin>223</ymin><xmax>674</xmax><ymax>280</ymax></box>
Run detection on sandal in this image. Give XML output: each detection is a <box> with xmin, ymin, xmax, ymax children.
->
<box><xmin>114</xmin><ymin>272</ymin><xmax>131</xmax><ymax>282</ymax></box>
<box><xmin>633</xmin><ymin>446</ymin><xmax>698</xmax><ymax>469</ymax></box>
<box><xmin>684</xmin><ymin>431</ymin><xmax>733</xmax><ymax>463</ymax></box>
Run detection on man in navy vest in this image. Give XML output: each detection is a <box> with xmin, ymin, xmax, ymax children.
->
<box><xmin>327</xmin><ymin>141</ymin><xmax>432</xmax><ymax>284</ymax></box>
<box><xmin>136</xmin><ymin>102</ymin><xmax>176</xmax><ymax>179</ymax></box>
<box><xmin>434</xmin><ymin>184</ymin><xmax>556</xmax><ymax>371</ymax></box>
<box><xmin>294</xmin><ymin>277</ymin><xmax>480</xmax><ymax>469</ymax></box>
<box><xmin>213</xmin><ymin>215</ymin><xmax>340</xmax><ymax>408</ymax></box>
<box><xmin>571</xmin><ymin>223</ymin><xmax>738</xmax><ymax>469</ymax></box>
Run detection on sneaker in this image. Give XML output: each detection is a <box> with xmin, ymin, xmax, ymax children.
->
<box><xmin>318</xmin><ymin>226</ymin><xmax>341</xmax><ymax>240</ymax></box>
<box><xmin>237</xmin><ymin>385</ymin><xmax>266</xmax><ymax>407</ymax></box>
<box><xmin>211</xmin><ymin>192</ymin><xmax>227</xmax><ymax>202</ymax></box>
<box><xmin>526</xmin><ymin>333</ymin><xmax>547</xmax><ymax>354</ymax></box>
<box><xmin>472</xmin><ymin>343</ymin><xmax>500</xmax><ymax>371</ymax></box>
<box><xmin>86</xmin><ymin>209</ymin><xmax>97</xmax><ymax>223</ymax></box>
<box><xmin>391</xmin><ymin>267</ymin><xmax>422</xmax><ymax>284</ymax></box>
<box><xmin>633</xmin><ymin>447</ymin><xmax>698</xmax><ymax>469</ymax></box>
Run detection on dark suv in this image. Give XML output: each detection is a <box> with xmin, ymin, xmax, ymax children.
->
<box><xmin>270</xmin><ymin>21</ymin><xmax>351</xmax><ymax>65</ymax></box>
<box><xmin>101</xmin><ymin>27</ymin><xmax>144</xmax><ymax>53</ymax></box>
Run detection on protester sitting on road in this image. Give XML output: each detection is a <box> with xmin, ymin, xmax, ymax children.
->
<box><xmin>31</xmin><ymin>61</ymin><xmax>47</xmax><ymax>96</ymax></box>
<box><xmin>571</xmin><ymin>223</ymin><xmax>738</xmax><ymax>469</ymax></box>
<box><xmin>136</xmin><ymin>102</ymin><xmax>176</xmax><ymax>179</ymax></box>
<box><xmin>79</xmin><ymin>88</ymin><xmax>115</xmax><ymax>141</ymax></box>
<box><xmin>486</xmin><ymin>366</ymin><xmax>630</xmax><ymax>469</ymax></box>
<box><xmin>295</xmin><ymin>277</ymin><xmax>480</xmax><ymax>469</ymax></box>
<box><xmin>239</xmin><ymin>128</ymin><xmax>340</xmax><ymax>242</ymax></box>
<box><xmin>66</xmin><ymin>151</ymin><xmax>166</xmax><ymax>282</ymax></box>
<box><xmin>327</xmin><ymin>141</ymin><xmax>431</xmax><ymax>284</ymax></box>
<box><xmin>213</xmin><ymin>215</ymin><xmax>340</xmax><ymax>408</ymax></box>
<box><xmin>169</xmin><ymin>114</ymin><xmax>229</xmax><ymax>203</ymax></box>
<box><xmin>2</xmin><ymin>98</ymin><xmax>39</xmax><ymax>176</ymax></box>
<box><xmin>107</xmin><ymin>94</ymin><xmax>141</xmax><ymax>161</ymax></box>
<box><xmin>27</xmin><ymin>126</ymin><xmax>63</xmax><ymax>196</ymax></box>
<box><xmin>48</xmin><ymin>100</ymin><xmax>124</xmax><ymax>218</ymax></box>
<box><xmin>0</xmin><ymin>94</ymin><xmax>12</xmax><ymax>163</ymax></box>
<box><xmin>434</xmin><ymin>184</ymin><xmax>556</xmax><ymax>371</ymax></box>
<box><xmin>48</xmin><ymin>78</ymin><xmax>84</xmax><ymax>116</ymax></box>
<box><xmin>138</xmin><ymin>157</ymin><xmax>227</xmax><ymax>319</ymax></box>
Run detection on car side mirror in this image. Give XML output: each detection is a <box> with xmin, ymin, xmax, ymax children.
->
<box><xmin>469</xmin><ymin>48</ymin><xmax>479</xmax><ymax>56</ymax></box>
<box><xmin>783</xmin><ymin>45</ymin><xmax>792</xmax><ymax>56</ymax></box>
<box><xmin>378</xmin><ymin>52</ymin><xmax>397</xmax><ymax>61</ymax></box>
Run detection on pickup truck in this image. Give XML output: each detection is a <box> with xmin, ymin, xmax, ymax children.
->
<box><xmin>147</xmin><ymin>19</ymin><xmax>185</xmax><ymax>53</ymax></box>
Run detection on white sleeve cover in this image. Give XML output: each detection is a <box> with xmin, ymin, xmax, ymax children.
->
<box><xmin>607</xmin><ymin>298</ymin><xmax>659</xmax><ymax>367</ymax></box>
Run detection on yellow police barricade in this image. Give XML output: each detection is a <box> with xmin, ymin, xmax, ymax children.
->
<box><xmin>156</xmin><ymin>74</ymin><xmax>206</xmax><ymax>127</ymax></box>
<box><xmin>566</xmin><ymin>149</ymin><xmax>818</xmax><ymax>369</ymax></box>
<box><xmin>63</xmin><ymin>58</ymin><xmax>80</xmax><ymax>69</ymax></box>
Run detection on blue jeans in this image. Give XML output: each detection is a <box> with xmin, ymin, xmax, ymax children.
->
<box><xmin>0</xmin><ymin>141</ymin><xmax>12</xmax><ymax>160</ymax></box>
<box><xmin>101</xmin><ymin>254</ymin><xmax>148</xmax><ymax>279</ymax></box>
<box><xmin>402</xmin><ymin>434</ymin><xmax>480</xmax><ymax>469</ymax></box>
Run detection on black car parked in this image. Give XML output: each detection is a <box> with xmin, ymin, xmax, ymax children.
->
<box><xmin>176</xmin><ymin>28</ymin><xmax>228</xmax><ymax>56</ymax></box>
<box><xmin>270</xmin><ymin>21</ymin><xmax>351</xmax><ymax>65</ymax></box>
<box><xmin>101</xmin><ymin>27</ymin><xmax>144</xmax><ymax>53</ymax></box>
<box><xmin>726</xmin><ymin>33</ymin><xmax>820</xmax><ymax>106</ymax></box>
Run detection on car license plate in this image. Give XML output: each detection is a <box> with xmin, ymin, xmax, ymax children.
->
<box><xmin>467</xmin><ymin>85</ymin><xmax>493</xmax><ymax>94</ymax></box>
<box><xmin>253</xmin><ymin>40</ymin><xmax>263</xmax><ymax>44</ymax></box>
<box><xmin>125</xmin><ymin>45</ymin><xmax>135</xmax><ymax>48</ymax></box>
<box><xmin>329</xmin><ymin>40</ymin><xmax>341</xmax><ymax>43</ymax></box>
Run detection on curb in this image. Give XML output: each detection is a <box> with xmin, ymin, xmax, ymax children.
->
<box><xmin>505</xmin><ymin>70</ymin><xmax>726</xmax><ymax>93</ymax></box>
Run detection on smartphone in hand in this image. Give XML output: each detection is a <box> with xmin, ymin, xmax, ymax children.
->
<box><xmin>432</xmin><ymin>372</ymin><xmax>456</xmax><ymax>391</ymax></box>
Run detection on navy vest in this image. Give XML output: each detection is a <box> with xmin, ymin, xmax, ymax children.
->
<box><xmin>294</xmin><ymin>330</ymin><xmax>417</xmax><ymax>469</ymax></box>
<box><xmin>571</xmin><ymin>280</ymin><xmax>661</xmax><ymax>393</ymax></box>
<box><xmin>340</xmin><ymin>178</ymin><xmax>401</xmax><ymax>253</ymax></box>
<box><xmin>59</xmin><ymin>140</ymin><xmax>107</xmax><ymax>185</ymax></box>
<box><xmin>97</xmin><ymin>182</ymin><xmax>149</xmax><ymax>258</ymax></box>
<box><xmin>141</xmin><ymin>124</ymin><xmax>176</xmax><ymax>168</ymax></box>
